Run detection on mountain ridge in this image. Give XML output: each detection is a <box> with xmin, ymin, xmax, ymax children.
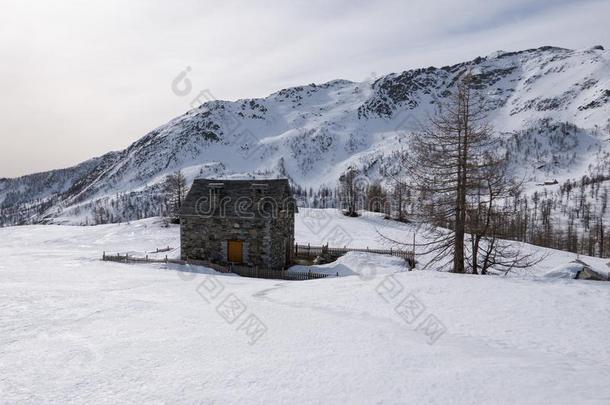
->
<box><xmin>1</xmin><ymin>45</ymin><xmax>609</xmax><ymax>225</ymax></box>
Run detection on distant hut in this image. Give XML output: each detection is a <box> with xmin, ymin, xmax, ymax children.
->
<box><xmin>180</xmin><ymin>179</ymin><xmax>296</xmax><ymax>270</ymax></box>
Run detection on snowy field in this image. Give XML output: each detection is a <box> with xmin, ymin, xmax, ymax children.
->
<box><xmin>1</xmin><ymin>209</ymin><xmax>609</xmax><ymax>404</ymax></box>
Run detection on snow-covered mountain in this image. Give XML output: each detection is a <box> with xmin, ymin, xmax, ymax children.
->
<box><xmin>1</xmin><ymin>45</ymin><xmax>609</xmax><ymax>225</ymax></box>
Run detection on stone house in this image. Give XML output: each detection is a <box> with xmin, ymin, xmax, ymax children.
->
<box><xmin>180</xmin><ymin>178</ymin><xmax>296</xmax><ymax>270</ymax></box>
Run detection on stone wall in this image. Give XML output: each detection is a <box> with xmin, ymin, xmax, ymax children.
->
<box><xmin>182</xmin><ymin>217</ymin><xmax>292</xmax><ymax>269</ymax></box>
<box><xmin>180</xmin><ymin>179</ymin><xmax>295</xmax><ymax>270</ymax></box>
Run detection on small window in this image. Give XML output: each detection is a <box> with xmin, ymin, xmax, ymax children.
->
<box><xmin>209</xmin><ymin>183</ymin><xmax>224</xmax><ymax>197</ymax></box>
<box><xmin>251</xmin><ymin>184</ymin><xmax>269</xmax><ymax>194</ymax></box>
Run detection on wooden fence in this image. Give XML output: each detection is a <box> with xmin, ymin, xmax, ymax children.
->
<box><xmin>294</xmin><ymin>243</ymin><xmax>414</xmax><ymax>263</ymax></box>
<box><xmin>102</xmin><ymin>252</ymin><xmax>329</xmax><ymax>281</ymax></box>
<box><xmin>101</xmin><ymin>241</ymin><xmax>413</xmax><ymax>280</ymax></box>
<box><xmin>228</xmin><ymin>266</ymin><xmax>328</xmax><ymax>281</ymax></box>
<box><xmin>151</xmin><ymin>246</ymin><xmax>173</xmax><ymax>253</ymax></box>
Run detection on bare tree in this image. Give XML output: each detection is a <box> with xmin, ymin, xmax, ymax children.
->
<box><xmin>394</xmin><ymin>72</ymin><xmax>542</xmax><ymax>274</ymax></box>
<box><xmin>403</xmin><ymin>73</ymin><xmax>496</xmax><ymax>272</ymax></box>
<box><xmin>391</xmin><ymin>180</ymin><xmax>409</xmax><ymax>222</ymax></box>
<box><xmin>338</xmin><ymin>167</ymin><xmax>363</xmax><ymax>217</ymax></box>
<box><xmin>366</xmin><ymin>181</ymin><xmax>387</xmax><ymax>213</ymax></box>
<box><xmin>164</xmin><ymin>170</ymin><xmax>188</xmax><ymax>222</ymax></box>
<box><xmin>466</xmin><ymin>155</ymin><xmax>523</xmax><ymax>274</ymax></box>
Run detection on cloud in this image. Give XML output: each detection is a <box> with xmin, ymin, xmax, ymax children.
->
<box><xmin>0</xmin><ymin>0</ymin><xmax>608</xmax><ymax>177</ymax></box>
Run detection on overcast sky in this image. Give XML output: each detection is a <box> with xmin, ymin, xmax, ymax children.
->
<box><xmin>1</xmin><ymin>0</ymin><xmax>608</xmax><ymax>178</ymax></box>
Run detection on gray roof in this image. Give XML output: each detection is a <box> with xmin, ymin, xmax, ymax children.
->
<box><xmin>180</xmin><ymin>178</ymin><xmax>295</xmax><ymax>217</ymax></box>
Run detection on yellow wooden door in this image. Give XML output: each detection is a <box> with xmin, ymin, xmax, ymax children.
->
<box><xmin>227</xmin><ymin>240</ymin><xmax>244</xmax><ymax>263</ymax></box>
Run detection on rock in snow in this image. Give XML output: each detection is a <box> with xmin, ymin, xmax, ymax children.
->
<box><xmin>545</xmin><ymin>260</ymin><xmax>609</xmax><ymax>281</ymax></box>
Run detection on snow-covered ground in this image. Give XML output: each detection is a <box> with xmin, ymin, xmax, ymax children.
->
<box><xmin>1</xmin><ymin>210</ymin><xmax>609</xmax><ymax>404</ymax></box>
